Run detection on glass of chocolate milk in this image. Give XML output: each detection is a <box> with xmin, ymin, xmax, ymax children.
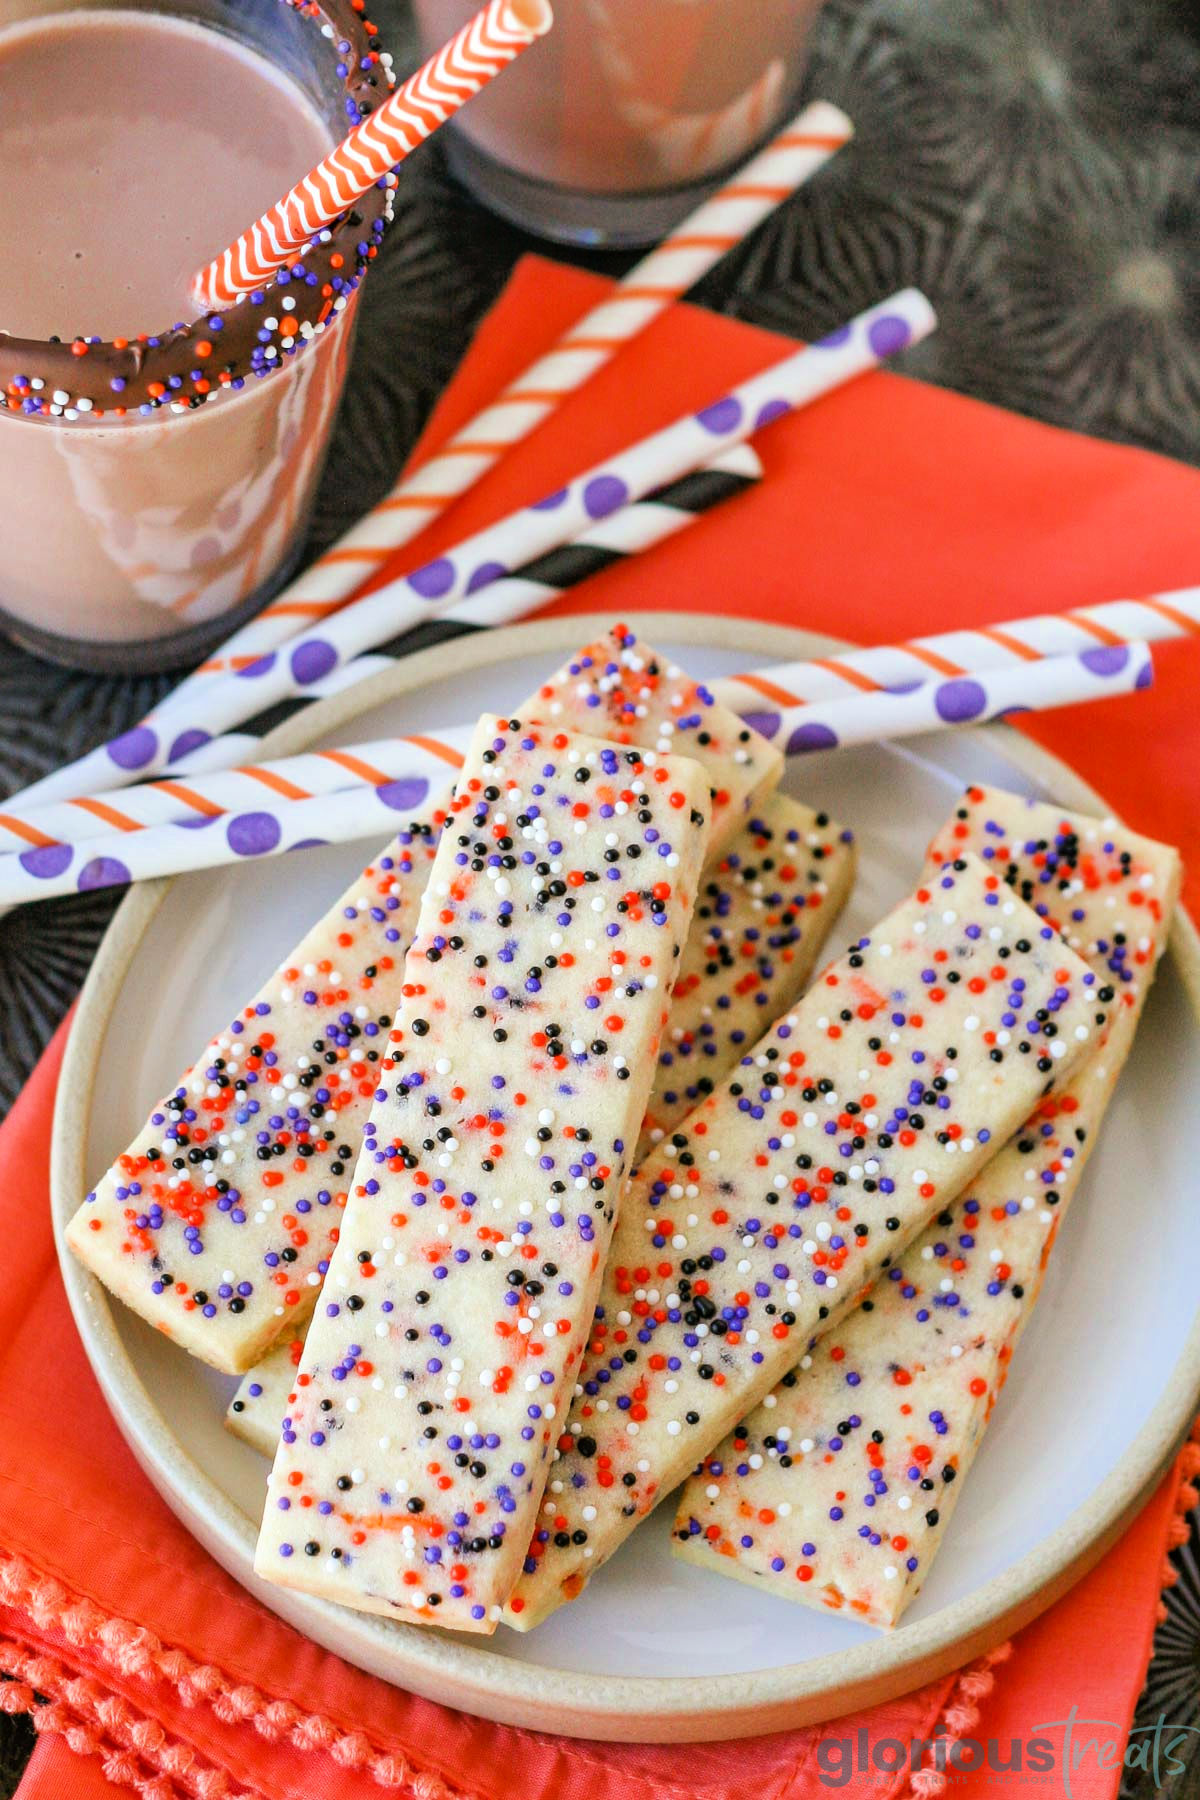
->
<box><xmin>0</xmin><ymin>0</ymin><xmax>392</xmax><ymax>671</ymax></box>
<box><xmin>413</xmin><ymin>0</ymin><xmax>824</xmax><ymax>246</ymax></box>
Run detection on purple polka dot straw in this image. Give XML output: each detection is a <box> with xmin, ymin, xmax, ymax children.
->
<box><xmin>5</xmin><ymin>289</ymin><xmax>935</xmax><ymax>815</ymax></box>
<box><xmin>0</xmin><ymin>642</ymin><xmax>1151</xmax><ymax>914</ymax></box>
<box><xmin>742</xmin><ymin>644</ymin><xmax>1154</xmax><ymax>757</ymax></box>
<box><xmin>1</xmin><ymin>777</ymin><xmax>452</xmax><ymax>909</ymax></box>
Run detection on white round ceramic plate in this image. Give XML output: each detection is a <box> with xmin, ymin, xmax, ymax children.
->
<box><xmin>52</xmin><ymin>615</ymin><xmax>1200</xmax><ymax>1742</ymax></box>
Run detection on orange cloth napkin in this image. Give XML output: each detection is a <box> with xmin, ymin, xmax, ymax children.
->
<box><xmin>370</xmin><ymin>256</ymin><xmax>1200</xmax><ymax>909</ymax></box>
<box><xmin>6</xmin><ymin>257</ymin><xmax>1199</xmax><ymax>1800</ymax></box>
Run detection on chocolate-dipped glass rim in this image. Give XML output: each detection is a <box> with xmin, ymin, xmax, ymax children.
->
<box><xmin>0</xmin><ymin>0</ymin><xmax>394</xmax><ymax>422</ymax></box>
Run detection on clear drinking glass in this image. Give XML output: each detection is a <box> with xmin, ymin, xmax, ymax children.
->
<box><xmin>412</xmin><ymin>0</ymin><xmax>825</xmax><ymax>246</ymax></box>
<box><xmin>0</xmin><ymin>0</ymin><xmax>383</xmax><ymax>673</ymax></box>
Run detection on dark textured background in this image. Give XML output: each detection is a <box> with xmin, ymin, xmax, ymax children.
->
<box><xmin>2</xmin><ymin>0</ymin><xmax>1199</xmax><ymax>1788</ymax></box>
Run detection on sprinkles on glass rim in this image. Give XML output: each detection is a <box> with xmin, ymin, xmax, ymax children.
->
<box><xmin>502</xmin><ymin>852</ymin><xmax>1106</xmax><ymax>1630</ymax></box>
<box><xmin>254</xmin><ymin>715</ymin><xmax>711</xmax><ymax>1630</ymax></box>
<box><xmin>674</xmin><ymin>786</ymin><xmax>1180</xmax><ymax>1627</ymax></box>
<box><xmin>0</xmin><ymin>0</ymin><xmax>395</xmax><ymax>419</ymax></box>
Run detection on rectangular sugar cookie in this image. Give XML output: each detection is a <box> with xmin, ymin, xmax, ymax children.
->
<box><xmin>68</xmin><ymin>631</ymin><xmax>780</xmax><ymax>1375</ymax></box>
<box><xmin>673</xmin><ymin>788</ymin><xmax>1180</xmax><ymax>1626</ymax></box>
<box><xmin>639</xmin><ymin>793</ymin><xmax>857</xmax><ymax>1162</ymax></box>
<box><xmin>531</xmin><ymin>623</ymin><xmax>783</xmax><ymax>858</ymax></box>
<box><xmin>66</xmin><ymin>819</ymin><xmax>443</xmax><ymax>1373</ymax></box>
<box><xmin>503</xmin><ymin>852</ymin><xmax>1107</xmax><ymax>1629</ymax></box>
<box><xmin>254</xmin><ymin>716</ymin><xmax>711</xmax><ymax>1630</ymax></box>
<box><xmin>227</xmin><ymin>1327</ymin><xmax>309</xmax><ymax>1457</ymax></box>
<box><xmin>226</xmin><ymin>791</ymin><xmax>857</xmax><ymax>1453</ymax></box>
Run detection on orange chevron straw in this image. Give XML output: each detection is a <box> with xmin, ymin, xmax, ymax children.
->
<box><xmin>192</xmin><ymin>0</ymin><xmax>553</xmax><ymax>310</ymax></box>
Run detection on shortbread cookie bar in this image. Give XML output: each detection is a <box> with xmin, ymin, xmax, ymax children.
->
<box><xmin>505</xmin><ymin>851</ymin><xmax>1106</xmax><ymax>1628</ymax></box>
<box><xmin>254</xmin><ymin>717</ymin><xmax>711</xmax><ymax>1630</ymax></box>
<box><xmin>673</xmin><ymin>789</ymin><xmax>1179</xmax><ymax>1626</ymax></box>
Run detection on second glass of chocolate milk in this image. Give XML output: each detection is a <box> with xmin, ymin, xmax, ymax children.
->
<box><xmin>413</xmin><ymin>0</ymin><xmax>824</xmax><ymax>245</ymax></box>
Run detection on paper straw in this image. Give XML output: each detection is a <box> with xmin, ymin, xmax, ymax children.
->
<box><xmin>0</xmin><ymin>646</ymin><xmax>1150</xmax><ymax>911</ymax></box>
<box><xmin>181</xmin><ymin>574</ymin><xmax>1195</xmax><ymax>783</ymax></box>
<box><xmin>0</xmin><ymin>446</ymin><xmax>760</xmax><ymax>839</ymax></box>
<box><xmin>192</xmin><ymin>0</ymin><xmax>554</xmax><ymax>310</ymax></box>
<box><xmin>0</xmin><ymin>749</ymin><xmax>468</xmax><ymax>910</ymax></box>
<box><xmin>708</xmin><ymin>596</ymin><xmax>1198</xmax><ymax>715</ymax></box>
<box><xmin>7</xmin><ymin>291</ymin><xmax>919</xmax><ymax>814</ymax></box>
<box><xmin>0</xmin><ymin>738</ymin><xmax>456</xmax><ymax>856</ymax></box>
<box><xmin>726</xmin><ymin>640</ymin><xmax>1154</xmax><ymax>753</ymax></box>
<box><xmin>195</xmin><ymin>607</ymin><xmax>1162</xmax><ymax>782</ymax></box>
<box><xmin>194</xmin><ymin>99</ymin><xmax>852</xmax><ymax>673</ymax></box>
<box><xmin>124</xmin><ymin>291</ymin><xmax>939</xmax><ymax>772</ymax></box>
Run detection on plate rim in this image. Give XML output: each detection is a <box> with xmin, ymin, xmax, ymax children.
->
<box><xmin>50</xmin><ymin>611</ymin><xmax>1200</xmax><ymax>1741</ymax></box>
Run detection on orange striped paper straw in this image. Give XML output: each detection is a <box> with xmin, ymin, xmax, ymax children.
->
<box><xmin>0</xmin><ymin>734</ymin><xmax>467</xmax><ymax>857</ymax></box>
<box><xmin>2</xmin><ymin>644</ymin><xmax>1153</xmax><ymax>912</ymax></box>
<box><xmin>192</xmin><ymin>0</ymin><xmax>554</xmax><ymax>310</ymax></box>
<box><xmin>1</xmin><ymin>731</ymin><xmax>469</xmax><ymax>909</ymax></box>
<box><xmin>194</xmin><ymin>97</ymin><xmax>852</xmax><ymax>673</ymax></box>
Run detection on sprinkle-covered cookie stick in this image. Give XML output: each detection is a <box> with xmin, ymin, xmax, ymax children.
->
<box><xmin>531</xmin><ymin>624</ymin><xmax>784</xmax><ymax>857</ymax></box>
<box><xmin>226</xmin><ymin>790</ymin><xmax>858</xmax><ymax>1451</ymax></box>
<box><xmin>254</xmin><ymin>717</ymin><xmax>711</xmax><ymax>1631</ymax></box>
<box><xmin>227</xmin><ymin>1326</ymin><xmax>311</xmax><ymax>1457</ymax></box>
<box><xmin>65</xmin><ymin>822</ymin><xmax>444</xmax><ymax>1373</ymax></box>
<box><xmin>673</xmin><ymin>790</ymin><xmax>1180</xmax><ymax>1626</ymax></box>
<box><xmin>639</xmin><ymin>792</ymin><xmax>856</xmax><ymax>1160</ymax></box>
<box><xmin>503</xmin><ymin>854</ymin><xmax>1106</xmax><ymax>1629</ymax></box>
<box><xmin>66</xmin><ymin>633</ymin><xmax>780</xmax><ymax>1368</ymax></box>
